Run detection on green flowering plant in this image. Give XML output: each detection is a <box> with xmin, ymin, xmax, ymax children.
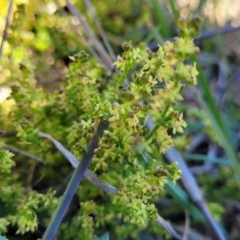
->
<box><xmin>0</xmin><ymin>15</ymin><xmax>201</xmax><ymax>239</ymax></box>
<box><xmin>0</xmin><ymin>149</ymin><xmax>58</xmax><ymax>236</ymax></box>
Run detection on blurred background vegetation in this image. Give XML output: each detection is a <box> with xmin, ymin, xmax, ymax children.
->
<box><xmin>1</xmin><ymin>0</ymin><xmax>240</xmax><ymax>239</ymax></box>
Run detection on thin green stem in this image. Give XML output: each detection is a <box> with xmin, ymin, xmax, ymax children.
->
<box><xmin>42</xmin><ymin>120</ymin><xmax>107</xmax><ymax>240</ymax></box>
<box><xmin>168</xmin><ymin>0</ymin><xmax>179</xmax><ymax>25</ymax></box>
<box><xmin>151</xmin><ymin>0</ymin><xmax>170</xmax><ymax>39</ymax></box>
<box><xmin>34</xmin><ymin>117</ymin><xmax>46</xmax><ymax>128</ymax></box>
<box><xmin>173</xmin><ymin>79</ymin><xmax>179</xmax><ymax>89</ymax></box>
<box><xmin>162</xmin><ymin>104</ymin><xmax>170</xmax><ymax>117</ymax></box>
<box><xmin>146</xmin><ymin>104</ymin><xmax>170</xmax><ymax>140</ymax></box>
<box><xmin>146</xmin><ymin>121</ymin><xmax>161</xmax><ymax>141</ymax></box>
<box><xmin>196</xmin><ymin>94</ymin><xmax>240</xmax><ymax>189</ymax></box>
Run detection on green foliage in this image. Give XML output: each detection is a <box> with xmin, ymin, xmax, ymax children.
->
<box><xmin>207</xmin><ymin>202</ymin><xmax>225</xmax><ymax>222</ymax></box>
<box><xmin>0</xmin><ymin>149</ymin><xmax>58</xmax><ymax>236</ymax></box>
<box><xmin>0</xmin><ymin>1</ymin><xmax>202</xmax><ymax>238</ymax></box>
<box><xmin>0</xmin><ymin>149</ymin><xmax>14</xmax><ymax>174</ymax></box>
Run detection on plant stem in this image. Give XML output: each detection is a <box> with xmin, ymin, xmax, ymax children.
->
<box><xmin>168</xmin><ymin>0</ymin><xmax>179</xmax><ymax>25</ymax></box>
<box><xmin>146</xmin><ymin>104</ymin><xmax>170</xmax><ymax>140</ymax></box>
<box><xmin>42</xmin><ymin>120</ymin><xmax>107</xmax><ymax>240</ymax></box>
<box><xmin>0</xmin><ymin>0</ymin><xmax>13</xmax><ymax>58</ymax></box>
<box><xmin>146</xmin><ymin>121</ymin><xmax>161</xmax><ymax>140</ymax></box>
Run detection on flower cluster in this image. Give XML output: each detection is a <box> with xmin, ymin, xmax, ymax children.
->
<box><xmin>56</xmin><ymin>17</ymin><xmax>200</xmax><ymax>230</ymax></box>
<box><xmin>1</xmin><ymin>16</ymin><xmax>201</xmax><ymax>238</ymax></box>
